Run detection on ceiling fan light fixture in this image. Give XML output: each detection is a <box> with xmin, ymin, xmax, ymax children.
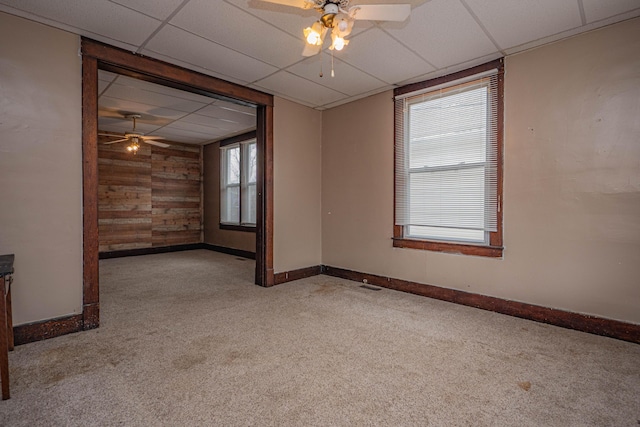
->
<box><xmin>330</xmin><ymin>33</ymin><xmax>348</xmax><ymax>51</ymax></box>
<box><xmin>304</xmin><ymin>21</ymin><xmax>324</xmax><ymax>45</ymax></box>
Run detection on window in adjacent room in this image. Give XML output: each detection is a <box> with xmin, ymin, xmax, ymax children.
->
<box><xmin>220</xmin><ymin>133</ymin><xmax>257</xmax><ymax>230</ymax></box>
<box><xmin>393</xmin><ymin>59</ymin><xmax>504</xmax><ymax>257</ymax></box>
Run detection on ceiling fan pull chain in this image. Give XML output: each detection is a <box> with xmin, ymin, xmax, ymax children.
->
<box><xmin>331</xmin><ymin>50</ymin><xmax>335</xmax><ymax>77</ymax></box>
<box><xmin>319</xmin><ymin>52</ymin><xmax>324</xmax><ymax>77</ymax></box>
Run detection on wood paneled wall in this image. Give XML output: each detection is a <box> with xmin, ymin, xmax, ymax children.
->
<box><xmin>98</xmin><ymin>135</ymin><xmax>202</xmax><ymax>252</ymax></box>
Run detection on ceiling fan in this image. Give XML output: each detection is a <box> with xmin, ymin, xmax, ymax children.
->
<box><xmin>259</xmin><ymin>0</ymin><xmax>411</xmax><ymax>56</ymax></box>
<box><xmin>99</xmin><ymin>114</ymin><xmax>170</xmax><ymax>153</ymax></box>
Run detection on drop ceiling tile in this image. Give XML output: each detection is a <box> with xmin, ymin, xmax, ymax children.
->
<box><xmin>170</xmin><ymin>0</ymin><xmax>304</xmax><ymax>67</ymax></box>
<box><xmin>113</xmin><ymin>75</ymin><xmax>217</xmax><ymax>104</ymax></box>
<box><xmin>582</xmin><ymin>0</ymin><xmax>640</xmax><ymax>23</ymax></box>
<box><xmin>144</xmin><ymin>25</ymin><xmax>278</xmax><ymax>84</ymax></box>
<box><xmin>178</xmin><ymin>113</ymin><xmax>250</xmax><ymax>132</ymax></box>
<box><xmin>0</xmin><ymin>0</ymin><xmax>161</xmax><ymax>46</ymax></box>
<box><xmin>192</xmin><ymin>106</ymin><xmax>257</xmax><ymax>127</ymax></box>
<box><xmin>320</xmin><ymin>85</ymin><xmax>395</xmax><ymax>109</ymax></box>
<box><xmin>287</xmin><ymin>52</ymin><xmax>388</xmax><ymax>96</ymax></box>
<box><xmin>99</xmin><ymin>96</ymin><xmax>188</xmax><ymax>120</ymax></box>
<box><xmin>398</xmin><ymin>51</ymin><xmax>503</xmax><ymax>86</ymax></box>
<box><xmin>253</xmin><ymin>71</ymin><xmax>346</xmax><ymax>107</ymax></box>
<box><xmin>138</xmin><ymin>49</ymin><xmax>248</xmax><ymax>86</ymax></box>
<box><xmin>109</xmin><ymin>0</ymin><xmax>185</xmax><ymax>20</ymax></box>
<box><xmin>383</xmin><ymin>0</ymin><xmax>497</xmax><ymax>68</ymax></box>
<box><xmin>337</xmin><ymin>27</ymin><xmax>434</xmax><ymax>84</ymax></box>
<box><xmin>164</xmin><ymin>118</ymin><xmax>230</xmax><ymax>135</ymax></box>
<box><xmin>98</xmin><ymin>120</ymin><xmax>160</xmax><ymax>135</ymax></box>
<box><xmin>160</xmin><ymin>126</ymin><xmax>228</xmax><ymax>143</ymax></box>
<box><xmin>463</xmin><ymin>0</ymin><xmax>582</xmax><ymax>49</ymax></box>
<box><xmin>102</xmin><ymin>82</ymin><xmax>208</xmax><ymax>113</ymax></box>
<box><xmin>213</xmin><ymin>101</ymin><xmax>257</xmax><ymax>116</ymax></box>
<box><xmin>98</xmin><ymin>70</ymin><xmax>118</xmax><ymax>82</ymax></box>
<box><xmin>98</xmin><ymin>80</ymin><xmax>111</xmax><ymax>96</ymax></box>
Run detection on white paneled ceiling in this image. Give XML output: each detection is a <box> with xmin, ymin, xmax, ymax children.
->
<box><xmin>98</xmin><ymin>70</ymin><xmax>257</xmax><ymax>145</ymax></box>
<box><xmin>1</xmin><ymin>0</ymin><xmax>639</xmax><ymax>141</ymax></box>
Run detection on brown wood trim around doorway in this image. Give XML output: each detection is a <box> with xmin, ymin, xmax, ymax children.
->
<box><xmin>81</xmin><ymin>38</ymin><xmax>275</xmax><ymax>330</ymax></box>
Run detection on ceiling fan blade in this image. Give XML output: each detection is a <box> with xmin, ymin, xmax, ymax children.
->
<box><xmin>257</xmin><ymin>0</ymin><xmax>315</xmax><ymax>9</ymax></box>
<box><xmin>102</xmin><ymin>138</ymin><xmax>128</xmax><ymax>145</ymax></box>
<box><xmin>349</xmin><ymin>4</ymin><xmax>411</xmax><ymax>21</ymax></box>
<box><xmin>140</xmin><ymin>135</ymin><xmax>165</xmax><ymax>141</ymax></box>
<box><xmin>143</xmin><ymin>140</ymin><xmax>171</xmax><ymax>148</ymax></box>
<box><xmin>302</xmin><ymin>43</ymin><xmax>322</xmax><ymax>57</ymax></box>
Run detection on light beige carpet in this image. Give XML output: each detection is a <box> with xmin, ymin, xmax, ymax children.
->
<box><xmin>1</xmin><ymin>250</ymin><xmax>639</xmax><ymax>426</ymax></box>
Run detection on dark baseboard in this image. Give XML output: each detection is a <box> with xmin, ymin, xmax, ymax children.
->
<box><xmin>99</xmin><ymin>243</ymin><xmax>203</xmax><ymax>259</ymax></box>
<box><xmin>274</xmin><ymin>265</ymin><xmax>324</xmax><ymax>285</ymax></box>
<box><xmin>323</xmin><ymin>265</ymin><xmax>640</xmax><ymax>345</ymax></box>
<box><xmin>201</xmin><ymin>243</ymin><xmax>256</xmax><ymax>260</ymax></box>
<box><xmin>14</xmin><ymin>314</ymin><xmax>84</xmax><ymax>346</ymax></box>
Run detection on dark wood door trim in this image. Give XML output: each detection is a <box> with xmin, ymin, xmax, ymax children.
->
<box><xmin>81</xmin><ymin>38</ymin><xmax>275</xmax><ymax>329</ymax></box>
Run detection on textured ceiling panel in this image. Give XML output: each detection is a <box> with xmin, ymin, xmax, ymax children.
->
<box><xmin>582</xmin><ymin>0</ymin><xmax>640</xmax><ymax>23</ymax></box>
<box><xmin>144</xmin><ymin>25</ymin><xmax>278</xmax><ymax>85</ymax></box>
<box><xmin>109</xmin><ymin>0</ymin><xmax>186</xmax><ymax>20</ymax></box>
<box><xmin>0</xmin><ymin>0</ymin><xmax>161</xmax><ymax>46</ymax></box>
<box><xmin>3</xmin><ymin>0</ymin><xmax>638</xmax><ymax>114</ymax></box>
<box><xmin>287</xmin><ymin>52</ymin><xmax>387</xmax><ymax>96</ymax></box>
<box><xmin>463</xmin><ymin>0</ymin><xmax>582</xmax><ymax>49</ymax></box>
<box><xmin>115</xmin><ymin>75</ymin><xmax>216</xmax><ymax>104</ymax></box>
<box><xmin>383</xmin><ymin>0</ymin><xmax>497</xmax><ymax>69</ymax></box>
<box><xmin>338</xmin><ymin>27</ymin><xmax>434</xmax><ymax>84</ymax></box>
<box><xmin>253</xmin><ymin>71</ymin><xmax>346</xmax><ymax>107</ymax></box>
<box><xmin>102</xmin><ymin>82</ymin><xmax>208</xmax><ymax>114</ymax></box>
<box><xmin>197</xmin><ymin>104</ymin><xmax>257</xmax><ymax>125</ymax></box>
<box><xmin>170</xmin><ymin>0</ymin><xmax>304</xmax><ymax>68</ymax></box>
<box><xmin>99</xmin><ymin>97</ymin><xmax>188</xmax><ymax>121</ymax></box>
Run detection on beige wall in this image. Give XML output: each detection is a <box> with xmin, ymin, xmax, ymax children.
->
<box><xmin>322</xmin><ymin>18</ymin><xmax>640</xmax><ymax>324</ymax></box>
<box><xmin>0</xmin><ymin>13</ymin><xmax>83</xmax><ymax>325</ymax></box>
<box><xmin>203</xmin><ymin>141</ymin><xmax>256</xmax><ymax>253</ymax></box>
<box><xmin>273</xmin><ymin>97</ymin><xmax>323</xmax><ymax>273</ymax></box>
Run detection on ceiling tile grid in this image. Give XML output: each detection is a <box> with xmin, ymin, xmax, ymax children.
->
<box><xmin>337</xmin><ymin>27</ymin><xmax>435</xmax><ymax>84</ymax></box>
<box><xmin>462</xmin><ymin>0</ymin><xmax>583</xmax><ymax>50</ymax></box>
<box><xmin>382</xmin><ymin>0</ymin><xmax>498</xmax><ymax>69</ymax></box>
<box><xmin>286</xmin><ymin>52</ymin><xmax>388</xmax><ymax>97</ymax></box>
<box><xmin>253</xmin><ymin>70</ymin><xmax>347</xmax><ymax>107</ymax></box>
<box><xmin>143</xmin><ymin>24</ymin><xmax>278</xmax><ymax>85</ymax></box>
<box><xmin>169</xmin><ymin>0</ymin><xmax>305</xmax><ymax>68</ymax></box>
<box><xmin>582</xmin><ymin>0</ymin><xmax>640</xmax><ymax>23</ymax></box>
<box><xmin>2</xmin><ymin>0</ymin><xmax>639</xmax><ymax>137</ymax></box>
<box><xmin>0</xmin><ymin>0</ymin><xmax>162</xmax><ymax>47</ymax></box>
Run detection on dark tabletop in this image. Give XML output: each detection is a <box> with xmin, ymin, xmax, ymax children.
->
<box><xmin>0</xmin><ymin>254</ymin><xmax>14</xmax><ymax>277</ymax></box>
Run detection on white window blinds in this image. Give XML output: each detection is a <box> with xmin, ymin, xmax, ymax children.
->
<box><xmin>395</xmin><ymin>69</ymin><xmax>499</xmax><ymax>243</ymax></box>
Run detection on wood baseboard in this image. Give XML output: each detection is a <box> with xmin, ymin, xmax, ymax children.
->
<box><xmin>201</xmin><ymin>243</ymin><xmax>256</xmax><ymax>260</ymax></box>
<box><xmin>99</xmin><ymin>243</ymin><xmax>203</xmax><ymax>259</ymax></box>
<box><xmin>274</xmin><ymin>265</ymin><xmax>324</xmax><ymax>285</ymax></box>
<box><xmin>14</xmin><ymin>314</ymin><xmax>84</xmax><ymax>346</ymax></box>
<box><xmin>323</xmin><ymin>265</ymin><xmax>640</xmax><ymax>344</ymax></box>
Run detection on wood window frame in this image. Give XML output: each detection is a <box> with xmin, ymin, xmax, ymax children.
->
<box><xmin>219</xmin><ymin>131</ymin><xmax>257</xmax><ymax>232</ymax></box>
<box><xmin>392</xmin><ymin>58</ymin><xmax>504</xmax><ymax>258</ymax></box>
<box><xmin>81</xmin><ymin>39</ymin><xmax>275</xmax><ymax>328</ymax></box>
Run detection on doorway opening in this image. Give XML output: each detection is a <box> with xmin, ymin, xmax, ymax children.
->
<box><xmin>81</xmin><ymin>38</ymin><xmax>274</xmax><ymax>330</ymax></box>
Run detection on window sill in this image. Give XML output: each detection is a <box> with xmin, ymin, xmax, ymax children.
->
<box><xmin>220</xmin><ymin>223</ymin><xmax>257</xmax><ymax>233</ymax></box>
<box><xmin>392</xmin><ymin>237</ymin><xmax>503</xmax><ymax>258</ymax></box>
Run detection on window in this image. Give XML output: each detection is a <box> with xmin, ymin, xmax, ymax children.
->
<box><xmin>393</xmin><ymin>59</ymin><xmax>503</xmax><ymax>257</ymax></box>
<box><xmin>221</xmin><ymin>134</ymin><xmax>257</xmax><ymax>229</ymax></box>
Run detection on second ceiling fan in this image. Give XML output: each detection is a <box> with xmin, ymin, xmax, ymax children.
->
<box><xmin>99</xmin><ymin>114</ymin><xmax>170</xmax><ymax>154</ymax></box>
<box><xmin>259</xmin><ymin>0</ymin><xmax>411</xmax><ymax>56</ymax></box>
